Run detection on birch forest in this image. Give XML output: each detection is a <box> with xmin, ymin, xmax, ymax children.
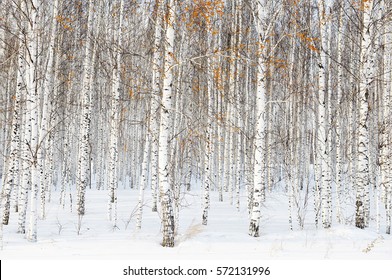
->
<box><xmin>1</xmin><ymin>0</ymin><xmax>392</xmax><ymax>249</ymax></box>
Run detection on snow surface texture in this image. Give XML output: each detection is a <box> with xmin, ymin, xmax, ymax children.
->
<box><xmin>1</xmin><ymin>186</ymin><xmax>391</xmax><ymax>259</ymax></box>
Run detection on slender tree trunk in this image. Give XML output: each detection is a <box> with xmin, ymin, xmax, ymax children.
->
<box><xmin>26</xmin><ymin>0</ymin><xmax>40</xmax><ymax>242</ymax></box>
<box><xmin>17</xmin><ymin>22</ymin><xmax>30</xmax><ymax>232</ymax></box>
<box><xmin>287</xmin><ymin>11</ymin><xmax>297</xmax><ymax>230</ymax></box>
<box><xmin>76</xmin><ymin>0</ymin><xmax>95</xmax><ymax>218</ymax></box>
<box><xmin>249</xmin><ymin>0</ymin><xmax>268</xmax><ymax>237</ymax></box>
<box><xmin>1</xmin><ymin>44</ymin><xmax>22</xmax><ymax>226</ymax></box>
<box><xmin>356</xmin><ymin>0</ymin><xmax>374</xmax><ymax>229</ymax></box>
<box><xmin>150</xmin><ymin>0</ymin><xmax>164</xmax><ymax>213</ymax></box>
<box><xmin>335</xmin><ymin>2</ymin><xmax>344</xmax><ymax>224</ymax></box>
<box><xmin>159</xmin><ymin>0</ymin><xmax>176</xmax><ymax>247</ymax></box>
<box><xmin>317</xmin><ymin>0</ymin><xmax>332</xmax><ymax>229</ymax></box>
<box><xmin>202</xmin><ymin>36</ymin><xmax>213</xmax><ymax>225</ymax></box>
<box><xmin>235</xmin><ymin>0</ymin><xmax>243</xmax><ymax>212</ymax></box>
<box><xmin>108</xmin><ymin>0</ymin><xmax>124</xmax><ymax>229</ymax></box>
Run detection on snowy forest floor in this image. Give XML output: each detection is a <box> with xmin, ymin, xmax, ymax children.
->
<box><xmin>1</xmin><ymin>185</ymin><xmax>392</xmax><ymax>259</ymax></box>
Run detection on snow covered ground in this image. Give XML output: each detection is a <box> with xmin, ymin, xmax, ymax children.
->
<box><xmin>1</xmin><ymin>185</ymin><xmax>392</xmax><ymax>260</ymax></box>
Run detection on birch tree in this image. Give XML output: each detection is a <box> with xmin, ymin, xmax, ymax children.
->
<box><xmin>356</xmin><ymin>0</ymin><xmax>374</xmax><ymax>229</ymax></box>
<box><xmin>25</xmin><ymin>0</ymin><xmax>40</xmax><ymax>242</ymax></box>
<box><xmin>249</xmin><ymin>0</ymin><xmax>269</xmax><ymax>237</ymax></box>
<box><xmin>317</xmin><ymin>0</ymin><xmax>333</xmax><ymax>229</ymax></box>
<box><xmin>202</xmin><ymin>59</ymin><xmax>212</xmax><ymax>225</ymax></box>
<box><xmin>150</xmin><ymin>0</ymin><xmax>164</xmax><ymax>214</ymax></box>
<box><xmin>335</xmin><ymin>1</ymin><xmax>344</xmax><ymax>224</ymax></box>
<box><xmin>1</xmin><ymin>42</ymin><xmax>22</xmax><ymax>226</ymax></box>
<box><xmin>159</xmin><ymin>0</ymin><xmax>176</xmax><ymax>247</ymax></box>
<box><xmin>108</xmin><ymin>0</ymin><xmax>124</xmax><ymax>229</ymax></box>
<box><xmin>76</xmin><ymin>0</ymin><xmax>95</xmax><ymax>220</ymax></box>
<box><xmin>1</xmin><ymin>0</ymin><xmax>392</xmax><ymax>246</ymax></box>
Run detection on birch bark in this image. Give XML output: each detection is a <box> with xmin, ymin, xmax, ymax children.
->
<box><xmin>356</xmin><ymin>0</ymin><xmax>374</xmax><ymax>229</ymax></box>
<box><xmin>150</xmin><ymin>0</ymin><xmax>164</xmax><ymax>212</ymax></box>
<box><xmin>159</xmin><ymin>0</ymin><xmax>176</xmax><ymax>247</ymax></box>
<box><xmin>249</xmin><ymin>0</ymin><xmax>268</xmax><ymax>237</ymax></box>
<box><xmin>202</xmin><ymin>36</ymin><xmax>213</xmax><ymax>225</ymax></box>
<box><xmin>108</xmin><ymin>0</ymin><xmax>124</xmax><ymax>228</ymax></box>
<box><xmin>76</xmin><ymin>0</ymin><xmax>95</xmax><ymax>218</ymax></box>
<box><xmin>335</xmin><ymin>2</ymin><xmax>344</xmax><ymax>224</ymax></box>
<box><xmin>1</xmin><ymin>42</ymin><xmax>22</xmax><ymax>225</ymax></box>
<box><xmin>317</xmin><ymin>0</ymin><xmax>332</xmax><ymax>229</ymax></box>
<box><xmin>26</xmin><ymin>0</ymin><xmax>40</xmax><ymax>242</ymax></box>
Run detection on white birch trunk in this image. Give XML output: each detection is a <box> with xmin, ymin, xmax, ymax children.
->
<box><xmin>228</xmin><ymin>1</ymin><xmax>237</xmax><ymax>206</ymax></box>
<box><xmin>60</xmin><ymin>130</ymin><xmax>69</xmax><ymax>208</ymax></box>
<box><xmin>136</xmin><ymin>130</ymin><xmax>150</xmax><ymax>229</ymax></box>
<box><xmin>108</xmin><ymin>0</ymin><xmax>124</xmax><ymax>229</ymax></box>
<box><xmin>1</xmin><ymin>43</ymin><xmax>23</xmax><ymax>226</ymax></box>
<box><xmin>223</xmin><ymin>103</ymin><xmax>232</xmax><ymax>196</ymax></box>
<box><xmin>348</xmin><ymin>35</ymin><xmax>358</xmax><ymax>202</ymax></box>
<box><xmin>287</xmin><ymin>14</ymin><xmax>297</xmax><ymax>230</ymax></box>
<box><xmin>150</xmin><ymin>0</ymin><xmax>164</xmax><ymax>212</ymax></box>
<box><xmin>245</xmin><ymin>47</ymin><xmax>254</xmax><ymax>216</ymax></box>
<box><xmin>235</xmin><ymin>0</ymin><xmax>243</xmax><ymax>212</ymax></box>
<box><xmin>26</xmin><ymin>0</ymin><xmax>40</xmax><ymax>242</ymax></box>
<box><xmin>76</xmin><ymin>0</ymin><xmax>94</xmax><ymax>218</ymax></box>
<box><xmin>356</xmin><ymin>0</ymin><xmax>374</xmax><ymax>229</ymax></box>
<box><xmin>18</xmin><ymin>100</ymin><xmax>31</xmax><ymax>234</ymax></box>
<box><xmin>335</xmin><ymin>3</ymin><xmax>344</xmax><ymax>224</ymax></box>
<box><xmin>249</xmin><ymin>0</ymin><xmax>268</xmax><ymax>237</ymax></box>
<box><xmin>97</xmin><ymin>115</ymin><xmax>104</xmax><ymax>191</ymax></box>
<box><xmin>317</xmin><ymin>0</ymin><xmax>332</xmax><ymax>229</ymax></box>
<box><xmin>159</xmin><ymin>0</ymin><xmax>176</xmax><ymax>247</ymax></box>
<box><xmin>312</xmin><ymin>49</ymin><xmax>321</xmax><ymax>228</ymax></box>
<box><xmin>326</xmin><ymin>12</ymin><xmax>333</xmax><ymax>226</ymax></box>
<box><xmin>202</xmin><ymin>47</ymin><xmax>213</xmax><ymax>225</ymax></box>
<box><xmin>17</xmin><ymin>22</ymin><xmax>30</xmax><ymax>232</ymax></box>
